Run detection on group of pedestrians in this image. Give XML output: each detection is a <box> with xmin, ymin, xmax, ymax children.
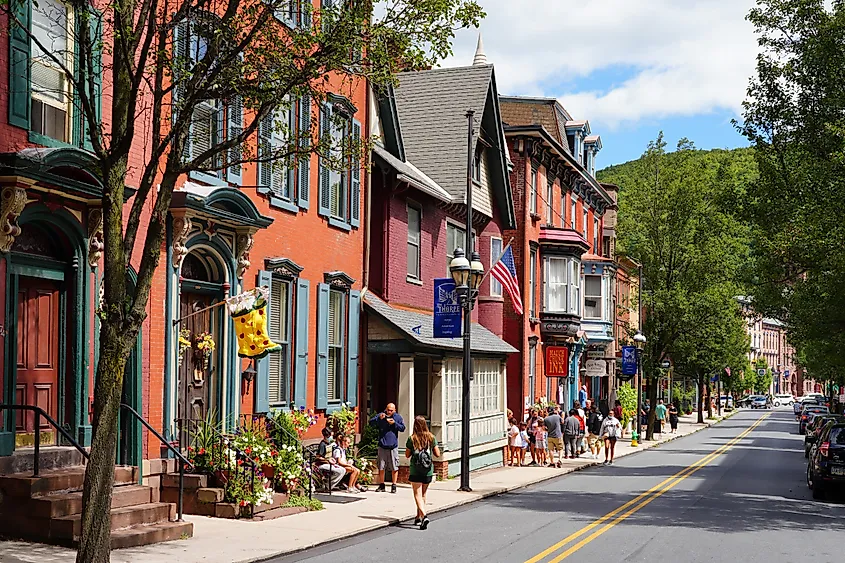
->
<box><xmin>641</xmin><ymin>399</ymin><xmax>680</xmax><ymax>435</ymax></box>
<box><xmin>509</xmin><ymin>400</ymin><xmax>623</xmax><ymax>467</ymax></box>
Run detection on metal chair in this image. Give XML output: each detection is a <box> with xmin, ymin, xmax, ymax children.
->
<box><xmin>305</xmin><ymin>443</ymin><xmax>333</xmax><ymax>495</ymax></box>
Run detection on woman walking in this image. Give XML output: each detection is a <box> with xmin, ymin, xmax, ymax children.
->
<box><xmin>405</xmin><ymin>416</ymin><xmax>440</xmax><ymax>530</ymax></box>
<box><xmin>668</xmin><ymin>402</ymin><xmax>679</xmax><ymax>433</ymax></box>
<box><xmin>600</xmin><ymin>409</ymin><xmax>622</xmax><ymax>465</ymax></box>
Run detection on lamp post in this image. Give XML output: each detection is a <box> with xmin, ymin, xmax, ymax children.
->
<box><xmin>633</xmin><ymin>330</ymin><xmax>646</xmax><ymax>445</ymax></box>
<box><xmin>449</xmin><ymin>109</ymin><xmax>484</xmax><ymax>493</ymax></box>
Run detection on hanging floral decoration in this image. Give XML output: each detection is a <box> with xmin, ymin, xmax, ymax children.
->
<box><xmin>178</xmin><ymin>328</ymin><xmax>192</xmax><ymax>365</ymax></box>
<box><xmin>194</xmin><ymin>331</ymin><xmax>216</xmax><ymax>369</ymax></box>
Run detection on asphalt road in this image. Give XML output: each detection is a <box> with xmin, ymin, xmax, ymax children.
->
<box><xmin>271</xmin><ymin>409</ymin><xmax>845</xmax><ymax>563</ymax></box>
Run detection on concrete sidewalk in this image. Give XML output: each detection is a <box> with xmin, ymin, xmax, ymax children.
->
<box><xmin>0</xmin><ymin>412</ymin><xmax>734</xmax><ymax>563</ymax></box>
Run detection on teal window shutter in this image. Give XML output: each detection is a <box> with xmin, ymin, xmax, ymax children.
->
<box><xmin>227</xmin><ymin>96</ymin><xmax>243</xmax><ymax>184</ymax></box>
<box><xmin>80</xmin><ymin>10</ymin><xmax>103</xmax><ymax>151</ymax></box>
<box><xmin>350</xmin><ymin>118</ymin><xmax>361</xmax><ymax>227</ymax></box>
<box><xmin>293</xmin><ymin>278</ymin><xmax>310</xmax><ymax>407</ymax></box>
<box><xmin>8</xmin><ymin>0</ymin><xmax>31</xmax><ymax>129</ymax></box>
<box><xmin>346</xmin><ymin>290</ymin><xmax>360</xmax><ymax>406</ymax></box>
<box><xmin>257</xmin><ymin>113</ymin><xmax>272</xmax><ymax>196</ymax></box>
<box><xmin>316</xmin><ymin>283</ymin><xmax>330</xmax><ymax>409</ymax></box>
<box><xmin>255</xmin><ymin>270</ymin><xmax>273</xmax><ymax>413</ymax></box>
<box><xmin>317</xmin><ymin>102</ymin><xmax>331</xmax><ymax>217</ymax></box>
<box><xmin>297</xmin><ymin>94</ymin><xmax>310</xmax><ymax>209</ymax></box>
<box><xmin>173</xmin><ymin>20</ymin><xmax>191</xmax><ymax>161</ymax></box>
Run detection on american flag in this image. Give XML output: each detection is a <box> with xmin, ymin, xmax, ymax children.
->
<box><xmin>491</xmin><ymin>246</ymin><xmax>523</xmax><ymax>315</ymax></box>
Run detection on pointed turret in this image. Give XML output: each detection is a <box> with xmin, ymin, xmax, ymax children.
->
<box><xmin>473</xmin><ymin>33</ymin><xmax>487</xmax><ymax>66</ymax></box>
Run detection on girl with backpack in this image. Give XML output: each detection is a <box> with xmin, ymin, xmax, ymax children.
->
<box><xmin>405</xmin><ymin>416</ymin><xmax>440</xmax><ymax>530</ymax></box>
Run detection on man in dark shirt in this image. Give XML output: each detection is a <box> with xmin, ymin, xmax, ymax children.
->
<box><xmin>544</xmin><ymin>408</ymin><xmax>563</xmax><ymax>468</ymax></box>
<box><xmin>369</xmin><ymin>403</ymin><xmax>406</xmax><ymax>493</ymax></box>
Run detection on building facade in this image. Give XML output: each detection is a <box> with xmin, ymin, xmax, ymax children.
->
<box><xmin>363</xmin><ymin>48</ymin><xmax>517</xmax><ymax>478</ymax></box>
<box><xmin>498</xmin><ymin>96</ymin><xmax>616</xmax><ymax>417</ymax></box>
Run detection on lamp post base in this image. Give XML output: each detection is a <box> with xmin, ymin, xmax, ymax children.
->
<box><xmin>457</xmin><ymin>485</ymin><xmax>473</xmax><ymax>492</ymax></box>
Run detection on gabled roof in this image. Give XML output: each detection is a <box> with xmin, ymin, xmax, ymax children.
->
<box><xmin>393</xmin><ymin>64</ymin><xmax>515</xmax><ymax>228</ymax></box>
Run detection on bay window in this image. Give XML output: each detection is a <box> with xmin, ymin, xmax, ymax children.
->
<box><xmin>584</xmin><ymin>274</ymin><xmax>602</xmax><ymax>319</ymax></box>
<box><xmin>543</xmin><ymin>256</ymin><xmax>581</xmax><ymax>316</ymax></box>
<box><xmin>490</xmin><ymin>237</ymin><xmax>503</xmax><ymax>296</ymax></box>
<box><xmin>570</xmin><ymin>260</ymin><xmax>581</xmax><ymax>316</ymax></box>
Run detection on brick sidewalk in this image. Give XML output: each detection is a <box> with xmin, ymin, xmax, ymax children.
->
<box><xmin>0</xmin><ymin>412</ymin><xmax>734</xmax><ymax>563</ymax></box>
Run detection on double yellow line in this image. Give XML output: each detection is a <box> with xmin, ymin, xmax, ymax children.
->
<box><xmin>525</xmin><ymin>413</ymin><xmax>771</xmax><ymax>563</ymax></box>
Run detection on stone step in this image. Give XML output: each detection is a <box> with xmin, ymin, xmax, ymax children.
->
<box><xmin>0</xmin><ymin>466</ymin><xmax>135</xmax><ymax>498</ymax></box>
<box><xmin>109</xmin><ymin>520</ymin><xmax>194</xmax><ymax>550</ymax></box>
<box><xmin>161</xmin><ymin>472</ymin><xmax>207</xmax><ymax>490</ymax></box>
<box><xmin>26</xmin><ymin>484</ymin><xmax>154</xmax><ymax>518</ymax></box>
<box><xmin>53</xmin><ymin>502</ymin><xmax>175</xmax><ymax>540</ymax></box>
<box><xmin>248</xmin><ymin>505</ymin><xmax>307</xmax><ymax>521</ymax></box>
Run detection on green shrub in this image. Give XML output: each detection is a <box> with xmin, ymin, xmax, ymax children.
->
<box><xmin>284</xmin><ymin>494</ymin><xmax>323</xmax><ymax>511</ymax></box>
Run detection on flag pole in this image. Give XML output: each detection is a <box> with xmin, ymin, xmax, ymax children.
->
<box><xmin>476</xmin><ymin>236</ymin><xmax>515</xmax><ymax>289</ymax></box>
<box><xmin>172</xmin><ymin>286</ymin><xmax>267</xmax><ymax>326</ymax></box>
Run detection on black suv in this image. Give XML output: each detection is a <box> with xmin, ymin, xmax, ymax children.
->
<box><xmin>805</xmin><ymin>415</ymin><xmax>845</xmax><ymax>458</ymax></box>
<box><xmin>807</xmin><ymin>423</ymin><xmax>845</xmax><ymax>500</ymax></box>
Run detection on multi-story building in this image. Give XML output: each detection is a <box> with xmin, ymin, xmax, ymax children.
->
<box><xmin>363</xmin><ymin>44</ymin><xmax>517</xmax><ymax>478</ymax></box>
<box><xmin>498</xmin><ymin>96</ymin><xmax>616</xmax><ymax>416</ymax></box>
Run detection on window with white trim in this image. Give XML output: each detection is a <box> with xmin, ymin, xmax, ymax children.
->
<box><xmin>570</xmin><ymin>260</ymin><xmax>581</xmax><ymax>316</ymax></box>
<box><xmin>490</xmin><ymin>237</ymin><xmax>503</xmax><ymax>296</ymax></box>
<box><xmin>407</xmin><ymin>204</ymin><xmax>421</xmax><ymax>279</ymax></box>
<box><xmin>583</xmin><ymin>208</ymin><xmax>588</xmax><ymax>239</ymax></box>
<box><xmin>445</xmin><ymin>359</ymin><xmax>462</xmax><ymax>418</ymax></box>
<box><xmin>30</xmin><ymin>0</ymin><xmax>72</xmax><ymax>142</ymax></box>
<box><xmin>327</xmin><ymin>289</ymin><xmax>345</xmax><ymax>402</ymax></box>
<box><xmin>529</xmin><ymin>248</ymin><xmax>537</xmax><ymax>317</ymax></box>
<box><xmin>530</xmin><ymin>169</ymin><xmax>538</xmax><ymax>215</ymax></box>
<box><xmin>528</xmin><ymin>342</ymin><xmax>536</xmax><ymax>405</ymax></box>
<box><xmin>584</xmin><ymin>274</ymin><xmax>602</xmax><ymax>319</ymax></box>
<box><xmin>545</xmin><ymin>257</ymin><xmax>568</xmax><ymax>312</ymax></box>
<box><xmin>593</xmin><ymin>217</ymin><xmax>599</xmax><ymax>254</ymax></box>
<box><xmin>268</xmin><ymin>278</ymin><xmax>291</xmax><ymax>404</ymax></box>
<box><xmin>445</xmin><ymin>358</ymin><xmax>501</xmax><ymax>418</ymax></box>
<box><xmin>570</xmin><ymin>196</ymin><xmax>577</xmax><ymax>230</ymax></box>
<box><xmin>446</xmin><ymin>223</ymin><xmax>474</xmax><ymax>272</ymax></box>
<box><xmin>546</xmin><ymin>179</ymin><xmax>554</xmax><ymax>225</ymax></box>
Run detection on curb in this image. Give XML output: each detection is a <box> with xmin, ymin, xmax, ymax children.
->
<box><xmin>249</xmin><ymin>410</ymin><xmax>740</xmax><ymax>563</ymax></box>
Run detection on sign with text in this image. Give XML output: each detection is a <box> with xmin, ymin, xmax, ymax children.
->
<box><xmin>586</xmin><ymin>350</ymin><xmax>606</xmax><ymax>359</ymax></box>
<box><xmin>433</xmin><ymin>278</ymin><xmax>461</xmax><ymax>338</ymax></box>
<box><xmin>621</xmin><ymin>346</ymin><xmax>638</xmax><ymax>376</ymax></box>
<box><xmin>585</xmin><ymin>359</ymin><xmax>607</xmax><ymax>377</ymax></box>
<box><xmin>545</xmin><ymin>346</ymin><xmax>570</xmax><ymax>377</ymax></box>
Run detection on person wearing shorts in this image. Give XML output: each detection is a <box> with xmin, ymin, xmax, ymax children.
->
<box><xmin>369</xmin><ymin>403</ymin><xmax>406</xmax><ymax>493</ymax></box>
<box><xmin>544</xmin><ymin>408</ymin><xmax>564</xmax><ymax>467</ymax></box>
<box><xmin>600</xmin><ymin>409</ymin><xmax>622</xmax><ymax>465</ymax></box>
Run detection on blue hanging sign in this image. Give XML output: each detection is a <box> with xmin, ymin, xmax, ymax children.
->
<box><xmin>433</xmin><ymin>278</ymin><xmax>462</xmax><ymax>338</ymax></box>
<box><xmin>621</xmin><ymin>346</ymin><xmax>638</xmax><ymax>376</ymax></box>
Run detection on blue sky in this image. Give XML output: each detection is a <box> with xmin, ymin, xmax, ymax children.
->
<box><xmin>440</xmin><ymin>0</ymin><xmax>759</xmax><ymax>167</ymax></box>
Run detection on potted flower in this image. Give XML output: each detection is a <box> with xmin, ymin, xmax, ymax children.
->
<box><xmin>194</xmin><ymin>331</ymin><xmax>216</xmax><ymax>369</ymax></box>
<box><xmin>178</xmin><ymin>329</ymin><xmax>192</xmax><ymax>366</ymax></box>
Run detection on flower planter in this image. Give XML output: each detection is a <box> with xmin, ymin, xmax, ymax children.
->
<box><xmin>262</xmin><ymin>464</ymin><xmax>275</xmax><ymax>481</ymax></box>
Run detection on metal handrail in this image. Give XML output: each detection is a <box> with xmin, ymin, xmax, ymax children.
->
<box><xmin>0</xmin><ymin>404</ymin><xmax>89</xmax><ymax>476</ymax></box>
<box><xmin>120</xmin><ymin>404</ymin><xmax>192</xmax><ymax>521</ymax></box>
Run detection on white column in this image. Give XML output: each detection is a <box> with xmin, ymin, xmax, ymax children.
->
<box><xmin>397</xmin><ymin>355</ymin><xmax>415</xmax><ymax>466</ymax></box>
<box><xmin>430</xmin><ymin>360</ymin><xmax>444</xmax><ymax>444</ymax></box>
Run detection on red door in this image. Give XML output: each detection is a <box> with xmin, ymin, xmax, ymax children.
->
<box><xmin>15</xmin><ymin>276</ymin><xmax>61</xmax><ymax>444</ymax></box>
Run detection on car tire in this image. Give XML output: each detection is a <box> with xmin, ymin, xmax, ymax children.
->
<box><xmin>775</xmin><ymin>401</ymin><xmax>780</xmax><ymax>407</ymax></box>
<box><xmin>789</xmin><ymin>401</ymin><xmax>794</xmax><ymax>406</ymax></box>
<box><xmin>812</xmin><ymin>479</ymin><xmax>825</xmax><ymax>500</ymax></box>
<box><xmin>805</xmin><ymin>446</ymin><xmax>809</xmax><ymax>459</ymax></box>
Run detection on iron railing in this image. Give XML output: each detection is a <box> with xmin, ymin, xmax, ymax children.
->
<box><xmin>176</xmin><ymin>417</ymin><xmax>258</xmax><ymax>518</ymax></box>
<box><xmin>0</xmin><ymin>404</ymin><xmax>89</xmax><ymax>476</ymax></box>
<box><xmin>120</xmin><ymin>404</ymin><xmax>191</xmax><ymax>521</ymax></box>
<box><xmin>240</xmin><ymin>413</ymin><xmax>316</xmax><ymax>499</ymax></box>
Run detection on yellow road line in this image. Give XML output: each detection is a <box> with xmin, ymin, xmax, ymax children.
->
<box><xmin>525</xmin><ymin>413</ymin><xmax>771</xmax><ymax>563</ymax></box>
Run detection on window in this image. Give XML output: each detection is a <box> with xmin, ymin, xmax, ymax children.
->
<box><xmin>584</xmin><ymin>274</ymin><xmax>602</xmax><ymax>319</ymax></box>
<box><xmin>268</xmin><ymin>278</ymin><xmax>291</xmax><ymax>405</ymax></box>
<box><xmin>472</xmin><ymin>146</ymin><xmax>482</xmax><ymax>182</ymax></box>
<box><xmin>583</xmin><ymin>208</ymin><xmax>589</xmax><ymax>239</ymax></box>
<box><xmin>545</xmin><ymin>257</ymin><xmax>568</xmax><ymax>312</ymax></box>
<box><xmin>530</xmin><ymin>169</ymin><xmax>538</xmax><ymax>215</ymax></box>
<box><xmin>570</xmin><ymin>197</ymin><xmax>577</xmax><ymax>230</ymax></box>
<box><xmin>318</xmin><ymin>98</ymin><xmax>362</xmax><ymax>228</ymax></box>
<box><xmin>30</xmin><ymin>0</ymin><xmax>71</xmax><ymax>142</ymax></box>
<box><xmin>546</xmin><ymin>179</ymin><xmax>555</xmax><ymax>225</ymax></box>
<box><xmin>593</xmin><ymin>218</ymin><xmax>599</xmax><ymax>254</ymax></box>
<box><xmin>490</xmin><ymin>237</ymin><xmax>503</xmax><ymax>296</ymax></box>
<box><xmin>258</xmin><ymin>96</ymin><xmax>311</xmax><ymax>209</ymax></box>
<box><xmin>407</xmin><ymin>205</ymin><xmax>421</xmax><ymax>279</ymax></box>
<box><xmin>414</xmin><ymin>357</ymin><xmax>430</xmax><ymax>418</ymax></box>
<box><xmin>327</xmin><ymin>290</ymin><xmax>345</xmax><ymax>402</ymax></box>
<box><xmin>528</xmin><ymin>342</ymin><xmax>536</xmax><ymax>405</ymax></box>
<box><xmin>529</xmin><ymin>248</ymin><xmax>537</xmax><ymax>317</ymax></box>
<box><xmin>446</xmin><ymin>223</ymin><xmax>466</xmax><ymax>271</ymax></box>
<box><xmin>445</xmin><ymin>358</ymin><xmax>500</xmax><ymax>419</ymax></box>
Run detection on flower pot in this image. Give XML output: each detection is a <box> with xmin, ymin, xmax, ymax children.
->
<box><xmin>262</xmin><ymin>464</ymin><xmax>275</xmax><ymax>481</ymax></box>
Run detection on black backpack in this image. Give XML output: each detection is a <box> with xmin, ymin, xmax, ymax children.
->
<box><xmin>413</xmin><ymin>445</ymin><xmax>433</xmax><ymax>472</ymax></box>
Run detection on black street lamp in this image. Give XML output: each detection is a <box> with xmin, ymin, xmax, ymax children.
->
<box><xmin>449</xmin><ymin>109</ymin><xmax>485</xmax><ymax>492</ymax></box>
<box><xmin>633</xmin><ymin>330</ymin><xmax>646</xmax><ymax>443</ymax></box>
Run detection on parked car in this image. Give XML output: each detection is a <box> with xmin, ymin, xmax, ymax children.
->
<box><xmin>807</xmin><ymin>423</ymin><xmax>845</xmax><ymax>500</ymax></box>
<box><xmin>773</xmin><ymin>394</ymin><xmax>795</xmax><ymax>407</ymax></box>
<box><xmin>738</xmin><ymin>395</ymin><xmax>754</xmax><ymax>408</ymax></box>
<box><xmin>719</xmin><ymin>396</ymin><xmax>735</xmax><ymax>411</ymax></box>
<box><xmin>805</xmin><ymin>393</ymin><xmax>829</xmax><ymax>407</ymax></box>
<box><xmin>800</xmin><ymin>405</ymin><xmax>830</xmax><ymax>434</ymax></box>
<box><xmin>805</xmin><ymin>415</ymin><xmax>845</xmax><ymax>458</ymax></box>
<box><xmin>751</xmin><ymin>396</ymin><xmax>772</xmax><ymax>409</ymax></box>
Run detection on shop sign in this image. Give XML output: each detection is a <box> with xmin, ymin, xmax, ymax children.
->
<box><xmin>546</xmin><ymin>346</ymin><xmax>570</xmax><ymax>377</ymax></box>
<box><xmin>585</xmin><ymin>359</ymin><xmax>607</xmax><ymax>377</ymax></box>
<box><xmin>433</xmin><ymin>278</ymin><xmax>461</xmax><ymax>338</ymax></box>
<box><xmin>540</xmin><ymin>320</ymin><xmax>579</xmax><ymax>336</ymax></box>
<box><xmin>621</xmin><ymin>346</ymin><xmax>638</xmax><ymax>376</ymax></box>
<box><xmin>586</xmin><ymin>350</ymin><xmax>605</xmax><ymax>359</ymax></box>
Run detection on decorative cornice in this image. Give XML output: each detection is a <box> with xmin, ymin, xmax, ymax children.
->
<box><xmin>87</xmin><ymin>208</ymin><xmax>104</xmax><ymax>268</ymax></box>
<box><xmin>0</xmin><ymin>185</ymin><xmax>27</xmax><ymax>253</ymax></box>
<box><xmin>327</xmin><ymin>93</ymin><xmax>358</xmax><ymax>117</ymax></box>
<box><xmin>235</xmin><ymin>232</ymin><xmax>254</xmax><ymax>279</ymax></box>
<box><xmin>264</xmin><ymin>257</ymin><xmax>304</xmax><ymax>279</ymax></box>
<box><xmin>171</xmin><ymin>215</ymin><xmax>193</xmax><ymax>270</ymax></box>
<box><xmin>324</xmin><ymin>270</ymin><xmax>356</xmax><ymax>289</ymax></box>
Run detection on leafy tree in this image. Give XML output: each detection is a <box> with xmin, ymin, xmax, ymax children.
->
<box><xmin>599</xmin><ymin>136</ymin><xmax>752</xmax><ymax>437</ymax></box>
<box><xmin>2</xmin><ymin>0</ymin><xmax>483</xmax><ymax>560</ymax></box>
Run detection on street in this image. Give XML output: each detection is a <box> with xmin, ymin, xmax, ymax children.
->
<box><xmin>271</xmin><ymin>409</ymin><xmax>845</xmax><ymax>563</ymax></box>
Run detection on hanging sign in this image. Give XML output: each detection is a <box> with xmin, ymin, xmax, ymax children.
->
<box><xmin>585</xmin><ymin>359</ymin><xmax>607</xmax><ymax>377</ymax></box>
<box><xmin>433</xmin><ymin>278</ymin><xmax>462</xmax><ymax>338</ymax></box>
<box><xmin>621</xmin><ymin>346</ymin><xmax>638</xmax><ymax>376</ymax></box>
<box><xmin>545</xmin><ymin>346</ymin><xmax>570</xmax><ymax>377</ymax></box>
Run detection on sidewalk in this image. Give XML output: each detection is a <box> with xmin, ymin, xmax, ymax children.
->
<box><xmin>0</xmin><ymin>412</ymin><xmax>734</xmax><ymax>563</ymax></box>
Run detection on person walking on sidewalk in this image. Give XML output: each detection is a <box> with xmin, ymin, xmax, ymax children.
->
<box><xmin>668</xmin><ymin>401</ymin><xmax>679</xmax><ymax>433</ymax></box>
<box><xmin>587</xmin><ymin>404</ymin><xmax>604</xmax><ymax>459</ymax></box>
<box><xmin>574</xmin><ymin>401</ymin><xmax>587</xmax><ymax>455</ymax></box>
<box><xmin>406</xmin><ymin>416</ymin><xmax>440</xmax><ymax>530</ymax></box>
<box><xmin>544</xmin><ymin>408</ymin><xmax>564</xmax><ymax>468</ymax></box>
<box><xmin>655</xmin><ymin>399</ymin><xmax>667</xmax><ymax>436</ymax></box>
<box><xmin>370</xmin><ymin>403</ymin><xmax>406</xmax><ymax>493</ymax></box>
<box><xmin>613</xmin><ymin>400</ymin><xmax>624</xmax><ymax>437</ymax></box>
<box><xmin>563</xmin><ymin>409</ymin><xmax>580</xmax><ymax>459</ymax></box>
<box><xmin>600</xmin><ymin>409</ymin><xmax>622</xmax><ymax>465</ymax></box>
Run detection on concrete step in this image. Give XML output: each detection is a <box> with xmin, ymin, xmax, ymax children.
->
<box><xmin>248</xmin><ymin>505</ymin><xmax>307</xmax><ymax>521</ymax></box>
<box><xmin>0</xmin><ymin>447</ymin><xmax>86</xmax><ymax>475</ymax></box>
<box><xmin>109</xmin><ymin>520</ymin><xmax>193</xmax><ymax>550</ymax></box>
<box><xmin>26</xmin><ymin>484</ymin><xmax>153</xmax><ymax>518</ymax></box>
<box><xmin>161</xmin><ymin>472</ymin><xmax>207</xmax><ymax>490</ymax></box>
<box><xmin>53</xmin><ymin>502</ymin><xmax>175</xmax><ymax>540</ymax></box>
<box><xmin>0</xmin><ymin>466</ymin><xmax>135</xmax><ymax>498</ymax></box>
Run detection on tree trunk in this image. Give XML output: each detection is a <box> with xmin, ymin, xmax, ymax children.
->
<box><xmin>697</xmin><ymin>372</ymin><xmax>705</xmax><ymax>424</ymax></box>
<box><xmin>76</xmin><ymin>323</ymin><xmax>130</xmax><ymax>563</ymax></box>
<box><xmin>706</xmin><ymin>384</ymin><xmax>713</xmax><ymax>419</ymax></box>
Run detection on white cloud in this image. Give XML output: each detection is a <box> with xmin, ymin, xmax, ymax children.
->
<box><xmin>440</xmin><ymin>0</ymin><xmax>759</xmax><ymax>130</ymax></box>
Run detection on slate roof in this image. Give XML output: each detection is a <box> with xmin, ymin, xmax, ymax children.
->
<box><xmin>364</xmin><ymin>292</ymin><xmax>517</xmax><ymax>355</ymax></box>
<box><xmin>372</xmin><ymin>146</ymin><xmax>451</xmax><ymax>203</ymax></box>
<box><xmin>393</xmin><ymin>64</ymin><xmax>495</xmax><ymax>204</ymax></box>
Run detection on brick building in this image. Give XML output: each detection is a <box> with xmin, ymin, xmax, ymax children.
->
<box><xmin>363</xmin><ymin>45</ymin><xmax>517</xmax><ymax>479</ymax></box>
<box><xmin>498</xmin><ymin>96</ymin><xmax>616</xmax><ymax>417</ymax></box>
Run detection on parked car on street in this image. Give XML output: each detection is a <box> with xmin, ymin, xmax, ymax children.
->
<box><xmin>738</xmin><ymin>395</ymin><xmax>754</xmax><ymax>408</ymax></box>
<box><xmin>807</xmin><ymin>423</ymin><xmax>845</xmax><ymax>500</ymax></box>
<box><xmin>751</xmin><ymin>396</ymin><xmax>772</xmax><ymax>409</ymax></box>
<box><xmin>805</xmin><ymin>415</ymin><xmax>845</xmax><ymax>458</ymax></box>
<box><xmin>719</xmin><ymin>396</ymin><xmax>734</xmax><ymax>411</ymax></box>
<box><xmin>773</xmin><ymin>394</ymin><xmax>795</xmax><ymax>407</ymax></box>
<box><xmin>800</xmin><ymin>405</ymin><xmax>830</xmax><ymax>434</ymax></box>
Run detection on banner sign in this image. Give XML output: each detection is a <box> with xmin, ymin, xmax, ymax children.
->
<box><xmin>433</xmin><ymin>278</ymin><xmax>462</xmax><ymax>338</ymax></box>
<box><xmin>621</xmin><ymin>346</ymin><xmax>638</xmax><ymax>376</ymax></box>
<box><xmin>585</xmin><ymin>359</ymin><xmax>607</xmax><ymax>377</ymax></box>
<box><xmin>545</xmin><ymin>346</ymin><xmax>570</xmax><ymax>377</ymax></box>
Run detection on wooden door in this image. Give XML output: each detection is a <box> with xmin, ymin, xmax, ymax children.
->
<box><xmin>178</xmin><ymin>293</ymin><xmax>215</xmax><ymax>424</ymax></box>
<box><xmin>15</xmin><ymin>276</ymin><xmax>61</xmax><ymax>445</ymax></box>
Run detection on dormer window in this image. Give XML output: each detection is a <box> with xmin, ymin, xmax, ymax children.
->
<box><xmin>472</xmin><ymin>145</ymin><xmax>483</xmax><ymax>182</ymax></box>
